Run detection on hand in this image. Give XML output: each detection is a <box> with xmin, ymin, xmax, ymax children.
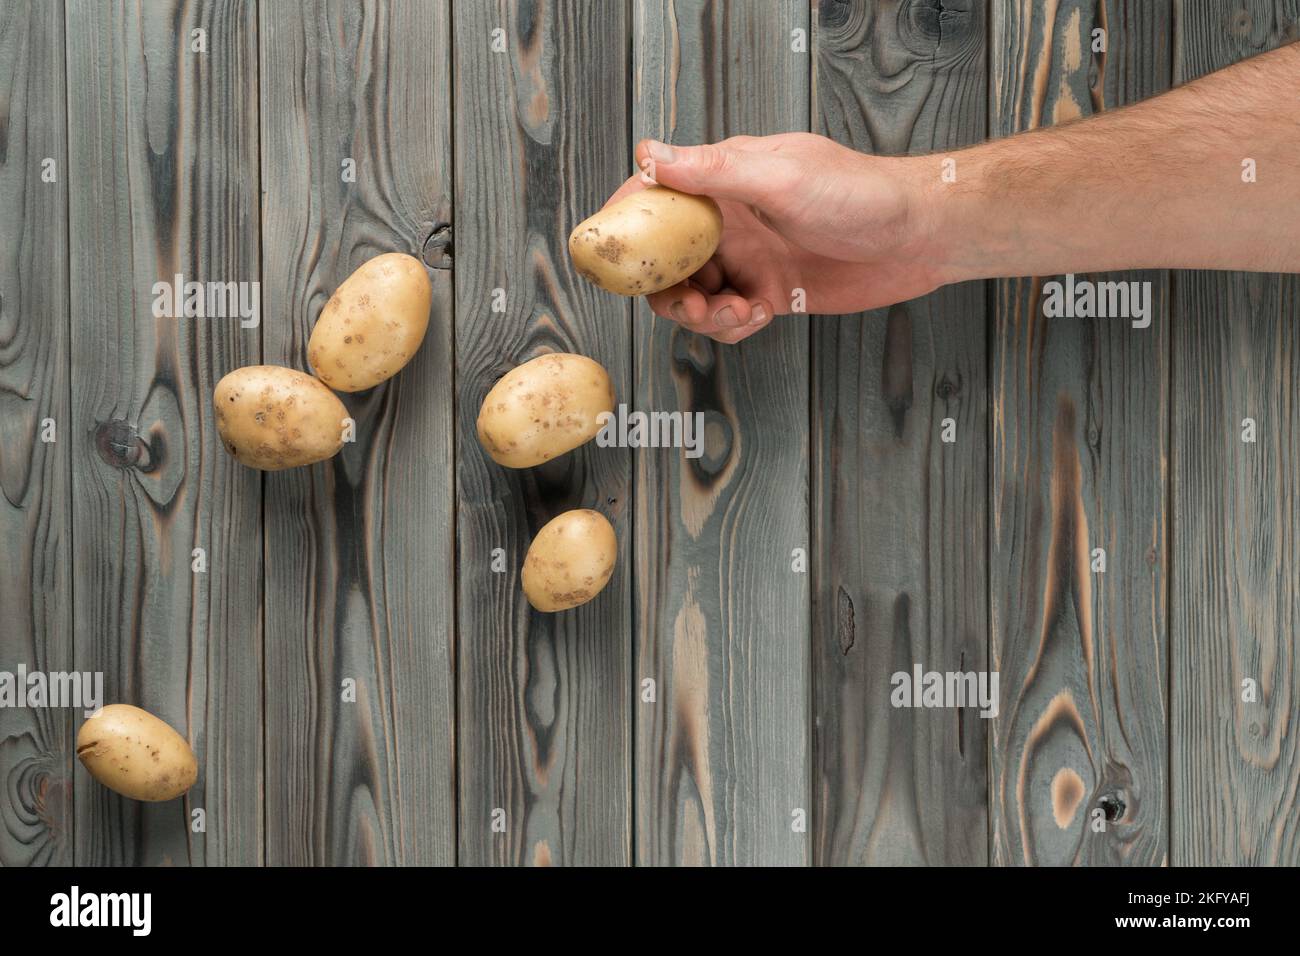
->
<box><xmin>602</xmin><ymin>133</ymin><xmax>943</xmax><ymax>343</ymax></box>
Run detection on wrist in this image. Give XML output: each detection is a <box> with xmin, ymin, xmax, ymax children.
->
<box><xmin>903</xmin><ymin>147</ymin><xmax>1013</xmax><ymax>286</ymax></box>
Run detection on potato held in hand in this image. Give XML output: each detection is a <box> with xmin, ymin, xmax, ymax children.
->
<box><xmin>308</xmin><ymin>252</ymin><xmax>431</xmax><ymax>392</ymax></box>
<box><xmin>523</xmin><ymin>509</ymin><xmax>617</xmax><ymax>612</ymax></box>
<box><xmin>477</xmin><ymin>353</ymin><xmax>616</xmax><ymax>468</ymax></box>
<box><xmin>569</xmin><ymin>185</ymin><xmax>722</xmax><ymax>296</ymax></box>
<box><xmin>77</xmin><ymin>704</ymin><xmax>197</xmax><ymax>802</ymax></box>
<box><xmin>215</xmin><ymin>365</ymin><xmax>348</xmax><ymax>470</ymax></box>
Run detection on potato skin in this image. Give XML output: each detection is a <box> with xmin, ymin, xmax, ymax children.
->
<box><xmin>215</xmin><ymin>365</ymin><xmax>348</xmax><ymax>471</ymax></box>
<box><xmin>308</xmin><ymin>252</ymin><xmax>431</xmax><ymax>392</ymax></box>
<box><xmin>522</xmin><ymin>509</ymin><xmax>617</xmax><ymax>612</ymax></box>
<box><xmin>76</xmin><ymin>704</ymin><xmax>198</xmax><ymax>802</ymax></box>
<box><xmin>569</xmin><ymin>186</ymin><xmax>722</xmax><ymax>296</ymax></box>
<box><xmin>477</xmin><ymin>353</ymin><xmax>616</xmax><ymax>468</ymax></box>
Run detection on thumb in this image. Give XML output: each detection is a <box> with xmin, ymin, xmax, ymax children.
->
<box><xmin>636</xmin><ymin>139</ymin><xmax>789</xmax><ymax>207</ymax></box>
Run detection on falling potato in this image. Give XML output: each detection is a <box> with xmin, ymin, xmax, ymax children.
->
<box><xmin>214</xmin><ymin>365</ymin><xmax>349</xmax><ymax>470</ymax></box>
<box><xmin>522</xmin><ymin>509</ymin><xmax>617</xmax><ymax>612</ymax></box>
<box><xmin>76</xmin><ymin>704</ymin><xmax>198</xmax><ymax>802</ymax></box>
<box><xmin>476</xmin><ymin>353</ymin><xmax>616</xmax><ymax>468</ymax></box>
<box><xmin>307</xmin><ymin>252</ymin><xmax>432</xmax><ymax>392</ymax></box>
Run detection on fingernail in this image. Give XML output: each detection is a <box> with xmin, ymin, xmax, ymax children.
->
<box><xmin>749</xmin><ymin>305</ymin><xmax>768</xmax><ymax>327</ymax></box>
<box><xmin>647</xmin><ymin>140</ymin><xmax>677</xmax><ymax>164</ymax></box>
<box><xmin>715</xmin><ymin>307</ymin><xmax>740</xmax><ymax>328</ymax></box>
<box><xmin>670</xmin><ymin>302</ymin><xmax>689</xmax><ymax>324</ymax></box>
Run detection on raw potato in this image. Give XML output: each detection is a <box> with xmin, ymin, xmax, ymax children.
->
<box><xmin>477</xmin><ymin>353</ymin><xmax>616</xmax><ymax>468</ymax></box>
<box><xmin>569</xmin><ymin>185</ymin><xmax>722</xmax><ymax>296</ymax></box>
<box><xmin>215</xmin><ymin>365</ymin><xmax>348</xmax><ymax>470</ymax></box>
<box><xmin>76</xmin><ymin>704</ymin><xmax>198</xmax><ymax>802</ymax></box>
<box><xmin>308</xmin><ymin>252</ymin><xmax>431</xmax><ymax>391</ymax></box>
<box><xmin>522</xmin><ymin>509</ymin><xmax>617</xmax><ymax>612</ymax></box>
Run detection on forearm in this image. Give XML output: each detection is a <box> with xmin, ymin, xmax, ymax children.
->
<box><xmin>921</xmin><ymin>42</ymin><xmax>1300</xmax><ymax>282</ymax></box>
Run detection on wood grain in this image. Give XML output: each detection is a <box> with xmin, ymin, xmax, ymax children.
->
<box><xmin>1170</xmin><ymin>0</ymin><xmax>1300</xmax><ymax>865</ymax></box>
<box><xmin>2</xmin><ymin>0</ymin><xmax>1295</xmax><ymax>871</ymax></box>
<box><xmin>0</xmin><ymin>0</ymin><xmax>73</xmax><ymax>867</ymax></box>
<box><xmin>65</xmin><ymin>0</ymin><xmax>262</xmax><ymax>866</ymax></box>
<box><xmin>811</xmin><ymin>0</ymin><xmax>989</xmax><ymax>867</ymax></box>
<box><xmin>260</xmin><ymin>0</ymin><xmax>455</xmax><ymax>866</ymax></box>
<box><xmin>633</xmin><ymin>0</ymin><xmax>811</xmax><ymax>866</ymax></box>
<box><xmin>989</xmin><ymin>0</ymin><xmax>1171</xmax><ymax>866</ymax></box>
<box><xmin>454</xmin><ymin>0</ymin><xmax>632</xmax><ymax>867</ymax></box>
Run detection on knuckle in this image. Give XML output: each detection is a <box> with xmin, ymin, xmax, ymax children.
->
<box><xmin>696</xmin><ymin>144</ymin><xmax>733</xmax><ymax>177</ymax></box>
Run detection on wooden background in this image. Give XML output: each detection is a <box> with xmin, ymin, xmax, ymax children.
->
<box><xmin>1</xmin><ymin>0</ymin><xmax>1297</xmax><ymax>866</ymax></box>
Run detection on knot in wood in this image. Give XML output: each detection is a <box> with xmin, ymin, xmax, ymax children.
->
<box><xmin>94</xmin><ymin>419</ymin><xmax>153</xmax><ymax>471</ymax></box>
<box><xmin>818</xmin><ymin>0</ymin><xmax>853</xmax><ymax>31</ymax></box>
<box><xmin>688</xmin><ymin>410</ymin><xmax>733</xmax><ymax>483</ymax></box>
<box><xmin>1097</xmin><ymin>791</ymin><xmax>1126</xmax><ymax>822</ymax></box>
<box><xmin>909</xmin><ymin>0</ymin><xmax>975</xmax><ymax>46</ymax></box>
<box><xmin>836</xmin><ymin>586</ymin><xmax>855</xmax><ymax>655</ymax></box>
<box><xmin>423</xmin><ymin>222</ymin><xmax>453</xmax><ymax>270</ymax></box>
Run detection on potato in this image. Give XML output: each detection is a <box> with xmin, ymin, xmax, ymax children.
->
<box><xmin>308</xmin><ymin>252</ymin><xmax>431</xmax><ymax>391</ymax></box>
<box><xmin>215</xmin><ymin>365</ymin><xmax>348</xmax><ymax>471</ymax></box>
<box><xmin>522</xmin><ymin>509</ymin><xmax>617</xmax><ymax>612</ymax></box>
<box><xmin>76</xmin><ymin>704</ymin><xmax>197</xmax><ymax>802</ymax></box>
<box><xmin>569</xmin><ymin>185</ymin><xmax>722</xmax><ymax>296</ymax></box>
<box><xmin>476</xmin><ymin>353</ymin><xmax>616</xmax><ymax>468</ymax></box>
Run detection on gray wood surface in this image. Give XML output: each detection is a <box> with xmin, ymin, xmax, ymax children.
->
<box><xmin>2</xmin><ymin>0</ymin><xmax>1299</xmax><ymax>869</ymax></box>
<box><xmin>260</xmin><ymin>0</ymin><xmax>455</xmax><ymax>866</ymax></box>
<box><xmin>454</xmin><ymin>0</ymin><xmax>632</xmax><ymax>867</ymax></box>
<box><xmin>0</xmin><ymin>0</ymin><xmax>73</xmax><ymax>867</ymax></box>
<box><xmin>632</xmin><ymin>0</ymin><xmax>811</xmax><ymax>867</ymax></box>
<box><xmin>989</xmin><ymin>0</ymin><xmax>1172</xmax><ymax>866</ymax></box>
<box><xmin>65</xmin><ymin>0</ymin><xmax>263</xmax><ymax>867</ymax></box>
<box><xmin>811</xmin><ymin>0</ymin><xmax>989</xmax><ymax>867</ymax></box>
<box><xmin>1170</xmin><ymin>0</ymin><xmax>1300</xmax><ymax>865</ymax></box>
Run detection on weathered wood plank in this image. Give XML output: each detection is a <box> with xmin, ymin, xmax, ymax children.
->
<box><xmin>989</xmin><ymin>0</ymin><xmax>1171</xmax><ymax>865</ymax></box>
<box><xmin>633</xmin><ymin>0</ymin><xmax>810</xmax><ymax>867</ymax></box>
<box><xmin>810</xmin><ymin>0</ymin><xmax>989</xmax><ymax>867</ymax></box>
<box><xmin>454</xmin><ymin>0</ymin><xmax>631</xmax><ymax>866</ymax></box>
<box><xmin>65</xmin><ymin>0</ymin><xmax>262</xmax><ymax>866</ymax></box>
<box><xmin>0</xmin><ymin>0</ymin><xmax>73</xmax><ymax>867</ymax></box>
<box><xmin>260</xmin><ymin>0</ymin><xmax>455</xmax><ymax>866</ymax></box>
<box><xmin>1170</xmin><ymin>0</ymin><xmax>1300</xmax><ymax>866</ymax></box>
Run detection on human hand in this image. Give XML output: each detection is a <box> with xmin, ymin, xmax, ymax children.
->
<box><xmin>599</xmin><ymin>43</ymin><xmax>1300</xmax><ymax>344</ymax></box>
<box><xmin>602</xmin><ymin>133</ymin><xmax>943</xmax><ymax>343</ymax></box>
